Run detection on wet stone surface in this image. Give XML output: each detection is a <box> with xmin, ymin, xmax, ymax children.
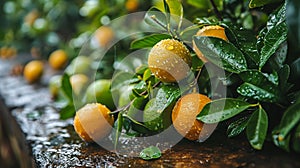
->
<box><xmin>1</xmin><ymin>59</ymin><xmax>300</xmax><ymax>167</ymax></box>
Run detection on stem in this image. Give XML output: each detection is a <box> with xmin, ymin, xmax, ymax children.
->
<box><xmin>209</xmin><ymin>0</ymin><xmax>223</xmax><ymax>21</ymax></box>
<box><xmin>150</xmin><ymin>15</ymin><xmax>177</xmax><ymax>38</ymax></box>
<box><xmin>109</xmin><ymin>100</ymin><xmax>133</xmax><ymax>114</ymax></box>
<box><xmin>109</xmin><ymin>81</ymin><xmax>161</xmax><ymax>115</ymax></box>
<box><xmin>190</xmin><ymin>68</ymin><xmax>202</xmax><ymax>87</ymax></box>
<box><xmin>150</xmin><ymin>15</ymin><xmax>168</xmax><ymax>31</ymax></box>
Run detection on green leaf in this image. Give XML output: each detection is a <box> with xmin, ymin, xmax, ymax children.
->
<box><xmin>266</xmin><ymin>2</ymin><xmax>286</xmax><ymax>30</ymax></box>
<box><xmin>143</xmin><ymin>68</ymin><xmax>152</xmax><ymax>81</ymax></box>
<box><xmin>111</xmin><ymin>71</ymin><xmax>139</xmax><ymax>92</ymax></box>
<box><xmin>197</xmin><ymin>98</ymin><xmax>252</xmax><ymax>123</ymax></box>
<box><xmin>130</xmin><ymin>34</ymin><xmax>171</xmax><ymax>49</ymax></box>
<box><xmin>224</xmin><ymin>26</ymin><xmax>260</xmax><ymax>65</ymax></box>
<box><xmin>274</xmin><ymin>100</ymin><xmax>300</xmax><ymax>140</ymax></box>
<box><xmin>180</xmin><ymin>25</ymin><xmax>201</xmax><ymax>42</ymax></box>
<box><xmin>127</xmin><ymin>97</ymin><xmax>148</xmax><ymax>122</ymax></box>
<box><xmin>237</xmin><ymin>82</ymin><xmax>279</xmax><ymax>103</ymax></box>
<box><xmin>143</xmin><ymin>98</ymin><xmax>173</xmax><ymax>132</ymax></box>
<box><xmin>135</xmin><ymin>64</ymin><xmax>149</xmax><ymax>75</ymax></box>
<box><xmin>139</xmin><ymin>146</ymin><xmax>162</xmax><ymax>160</ymax></box>
<box><xmin>268</xmin><ymin>42</ymin><xmax>287</xmax><ymax>71</ymax></box>
<box><xmin>259</xmin><ymin>22</ymin><xmax>288</xmax><ymax>68</ymax></box>
<box><xmin>272</xmin><ymin>126</ymin><xmax>291</xmax><ymax>152</ymax></box>
<box><xmin>60</xmin><ymin>103</ymin><xmax>75</xmax><ymax>120</ymax></box>
<box><xmin>157</xmin><ymin>85</ymin><xmax>181</xmax><ymax>111</ymax></box>
<box><xmin>61</xmin><ymin>73</ymin><xmax>73</xmax><ymax>101</ymax></box>
<box><xmin>193</xmin><ymin>36</ymin><xmax>247</xmax><ymax>73</ymax></box>
<box><xmin>249</xmin><ymin>0</ymin><xmax>281</xmax><ymax>8</ymax></box>
<box><xmin>290</xmin><ymin>58</ymin><xmax>300</xmax><ymax>82</ymax></box>
<box><xmin>227</xmin><ymin>116</ymin><xmax>249</xmax><ymax>138</ymax></box>
<box><xmin>123</xmin><ymin>113</ymin><xmax>150</xmax><ymax>134</ymax></box>
<box><xmin>144</xmin><ymin>7</ymin><xmax>167</xmax><ymax>31</ymax></box>
<box><xmin>278</xmin><ymin>65</ymin><xmax>292</xmax><ymax>93</ymax></box>
<box><xmin>239</xmin><ymin>70</ymin><xmax>279</xmax><ymax>86</ymax></box>
<box><xmin>256</xmin><ymin>27</ymin><xmax>268</xmax><ymax>54</ymax></box>
<box><xmin>132</xmin><ymin>80</ymin><xmax>147</xmax><ymax>97</ymax></box>
<box><xmin>287</xmin><ymin>0</ymin><xmax>300</xmax><ymax>52</ymax></box>
<box><xmin>187</xmin><ymin>0</ymin><xmax>223</xmax><ymax>11</ymax></box>
<box><xmin>246</xmin><ymin>107</ymin><xmax>268</xmax><ymax>150</ymax></box>
<box><xmin>114</xmin><ymin>112</ymin><xmax>123</xmax><ymax>149</ymax></box>
<box><xmin>165</xmin><ymin>0</ymin><xmax>183</xmax><ymax>31</ymax></box>
<box><xmin>187</xmin><ymin>0</ymin><xmax>210</xmax><ymax>9</ymax></box>
<box><xmin>292</xmin><ymin>124</ymin><xmax>300</xmax><ymax>153</ymax></box>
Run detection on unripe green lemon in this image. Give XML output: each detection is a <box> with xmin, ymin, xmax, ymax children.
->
<box><xmin>85</xmin><ymin>79</ymin><xmax>115</xmax><ymax>110</ymax></box>
<box><xmin>65</xmin><ymin>56</ymin><xmax>92</xmax><ymax>75</ymax></box>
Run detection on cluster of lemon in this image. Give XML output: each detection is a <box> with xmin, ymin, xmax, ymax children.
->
<box><xmin>23</xmin><ymin>49</ymin><xmax>68</xmax><ymax>83</ymax></box>
<box><xmin>0</xmin><ymin>46</ymin><xmax>17</xmax><ymax>59</ymax></box>
<box><xmin>73</xmin><ymin>25</ymin><xmax>228</xmax><ymax>142</ymax></box>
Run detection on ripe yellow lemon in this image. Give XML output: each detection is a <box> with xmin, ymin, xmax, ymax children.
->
<box><xmin>172</xmin><ymin>93</ymin><xmax>211</xmax><ymax>141</ymax></box>
<box><xmin>94</xmin><ymin>26</ymin><xmax>114</xmax><ymax>48</ymax></box>
<box><xmin>23</xmin><ymin>60</ymin><xmax>44</xmax><ymax>83</ymax></box>
<box><xmin>148</xmin><ymin>39</ymin><xmax>192</xmax><ymax>83</ymax></box>
<box><xmin>48</xmin><ymin>49</ymin><xmax>68</xmax><ymax>70</ymax></box>
<box><xmin>73</xmin><ymin>103</ymin><xmax>114</xmax><ymax>142</ymax></box>
<box><xmin>70</xmin><ymin>74</ymin><xmax>89</xmax><ymax>95</ymax></box>
<box><xmin>126</xmin><ymin>0</ymin><xmax>139</xmax><ymax>12</ymax></box>
<box><xmin>193</xmin><ymin>25</ymin><xmax>228</xmax><ymax>63</ymax></box>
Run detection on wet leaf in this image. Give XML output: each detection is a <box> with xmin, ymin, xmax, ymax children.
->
<box><xmin>157</xmin><ymin>85</ymin><xmax>181</xmax><ymax>111</ymax></box>
<box><xmin>256</xmin><ymin>27</ymin><xmax>268</xmax><ymax>54</ymax></box>
<box><xmin>132</xmin><ymin>80</ymin><xmax>147</xmax><ymax>97</ymax></box>
<box><xmin>130</xmin><ymin>34</ymin><xmax>171</xmax><ymax>49</ymax></box>
<box><xmin>273</xmin><ymin>99</ymin><xmax>300</xmax><ymax>140</ymax></box>
<box><xmin>259</xmin><ymin>21</ymin><xmax>287</xmax><ymax>68</ymax></box>
<box><xmin>237</xmin><ymin>82</ymin><xmax>279</xmax><ymax>103</ymax></box>
<box><xmin>144</xmin><ymin>7</ymin><xmax>167</xmax><ymax>30</ymax></box>
<box><xmin>246</xmin><ymin>107</ymin><xmax>268</xmax><ymax>150</ymax></box>
<box><xmin>197</xmin><ymin>98</ymin><xmax>252</xmax><ymax>123</ymax></box>
<box><xmin>266</xmin><ymin>2</ymin><xmax>286</xmax><ymax>30</ymax></box>
<box><xmin>143</xmin><ymin>98</ymin><xmax>173</xmax><ymax>132</ymax></box>
<box><xmin>227</xmin><ymin>116</ymin><xmax>249</xmax><ymax>138</ymax></box>
<box><xmin>193</xmin><ymin>36</ymin><xmax>247</xmax><ymax>74</ymax></box>
<box><xmin>224</xmin><ymin>26</ymin><xmax>260</xmax><ymax>65</ymax></box>
<box><xmin>140</xmin><ymin>146</ymin><xmax>162</xmax><ymax>160</ymax></box>
<box><xmin>239</xmin><ymin>70</ymin><xmax>278</xmax><ymax>86</ymax></box>
<box><xmin>268</xmin><ymin>42</ymin><xmax>287</xmax><ymax>71</ymax></box>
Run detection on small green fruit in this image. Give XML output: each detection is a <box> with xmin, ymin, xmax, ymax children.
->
<box><xmin>85</xmin><ymin>79</ymin><xmax>115</xmax><ymax>110</ymax></box>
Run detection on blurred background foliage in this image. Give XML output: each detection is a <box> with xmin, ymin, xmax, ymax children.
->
<box><xmin>1</xmin><ymin>0</ymin><xmax>285</xmax><ymax>60</ymax></box>
<box><xmin>0</xmin><ymin>0</ymin><xmax>152</xmax><ymax>59</ymax></box>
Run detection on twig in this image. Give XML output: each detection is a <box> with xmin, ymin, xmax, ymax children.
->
<box><xmin>209</xmin><ymin>0</ymin><xmax>223</xmax><ymax>21</ymax></box>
